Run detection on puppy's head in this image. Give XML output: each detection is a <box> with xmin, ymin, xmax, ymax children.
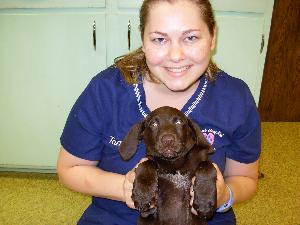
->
<box><xmin>119</xmin><ymin>106</ymin><xmax>213</xmax><ymax>161</ymax></box>
<box><xmin>143</xmin><ymin>107</ymin><xmax>197</xmax><ymax>160</ymax></box>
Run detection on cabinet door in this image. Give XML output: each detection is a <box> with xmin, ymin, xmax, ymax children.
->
<box><xmin>106</xmin><ymin>12</ymin><xmax>141</xmax><ymax>66</ymax></box>
<box><xmin>108</xmin><ymin>0</ymin><xmax>274</xmax><ymax>103</ymax></box>
<box><xmin>212</xmin><ymin>0</ymin><xmax>274</xmax><ymax>103</ymax></box>
<box><xmin>0</xmin><ymin>12</ymin><xmax>106</xmax><ymax>170</ymax></box>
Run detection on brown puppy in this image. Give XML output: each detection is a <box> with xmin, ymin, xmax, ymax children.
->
<box><xmin>119</xmin><ymin>106</ymin><xmax>217</xmax><ymax>225</ymax></box>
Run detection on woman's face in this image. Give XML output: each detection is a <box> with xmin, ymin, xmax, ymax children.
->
<box><xmin>142</xmin><ymin>0</ymin><xmax>216</xmax><ymax>92</ymax></box>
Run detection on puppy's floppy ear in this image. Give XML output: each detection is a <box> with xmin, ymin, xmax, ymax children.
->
<box><xmin>119</xmin><ymin>120</ymin><xmax>145</xmax><ymax>161</ymax></box>
<box><xmin>188</xmin><ymin>118</ymin><xmax>214</xmax><ymax>154</ymax></box>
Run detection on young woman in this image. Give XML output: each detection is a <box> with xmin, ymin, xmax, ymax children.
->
<box><xmin>57</xmin><ymin>0</ymin><xmax>261</xmax><ymax>224</ymax></box>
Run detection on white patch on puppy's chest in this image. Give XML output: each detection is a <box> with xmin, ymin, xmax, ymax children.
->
<box><xmin>162</xmin><ymin>171</ymin><xmax>190</xmax><ymax>189</ymax></box>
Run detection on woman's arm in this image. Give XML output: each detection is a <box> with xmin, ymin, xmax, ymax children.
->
<box><xmin>56</xmin><ymin>147</ymin><xmax>136</xmax><ymax>208</ymax></box>
<box><xmin>214</xmin><ymin>158</ymin><xmax>259</xmax><ymax>207</ymax></box>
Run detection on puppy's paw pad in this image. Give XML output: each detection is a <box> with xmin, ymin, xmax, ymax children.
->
<box><xmin>193</xmin><ymin>201</ymin><xmax>215</xmax><ymax>220</ymax></box>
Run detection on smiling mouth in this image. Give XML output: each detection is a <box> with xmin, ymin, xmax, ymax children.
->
<box><xmin>165</xmin><ymin>66</ymin><xmax>191</xmax><ymax>73</ymax></box>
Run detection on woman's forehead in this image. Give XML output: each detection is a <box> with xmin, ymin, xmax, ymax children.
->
<box><xmin>145</xmin><ymin>1</ymin><xmax>207</xmax><ymax>32</ymax></box>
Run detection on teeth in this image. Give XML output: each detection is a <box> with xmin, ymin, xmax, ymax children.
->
<box><xmin>166</xmin><ymin>66</ymin><xmax>189</xmax><ymax>73</ymax></box>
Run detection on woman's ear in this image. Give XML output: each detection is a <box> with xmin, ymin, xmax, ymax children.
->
<box><xmin>210</xmin><ymin>25</ymin><xmax>217</xmax><ymax>51</ymax></box>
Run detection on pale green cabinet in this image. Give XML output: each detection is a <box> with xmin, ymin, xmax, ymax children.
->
<box><xmin>0</xmin><ymin>4</ymin><xmax>106</xmax><ymax>171</ymax></box>
<box><xmin>212</xmin><ymin>0</ymin><xmax>275</xmax><ymax>104</ymax></box>
<box><xmin>106</xmin><ymin>1</ymin><xmax>143</xmax><ymax>66</ymax></box>
<box><xmin>0</xmin><ymin>0</ymin><xmax>274</xmax><ymax>171</ymax></box>
<box><xmin>106</xmin><ymin>12</ymin><xmax>142</xmax><ymax>66</ymax></box>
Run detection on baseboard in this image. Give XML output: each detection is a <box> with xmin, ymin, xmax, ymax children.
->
<box><xmin>0</xmin><ymin>165</ymin><xmax>56</xmax><ymax>173</ymax></box>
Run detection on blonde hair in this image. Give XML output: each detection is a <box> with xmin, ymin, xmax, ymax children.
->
<box><xmin>115</xmin><ymin>0</ymin><xmax>219</xmax><ymax>84</ymax></box>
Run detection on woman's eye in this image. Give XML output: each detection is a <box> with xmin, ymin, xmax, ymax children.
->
<box><xmin>185</xmin><ymin>36</ymin><xmax>198</xmax><ymax>42</ymax></box>
<box><xmin>152</xmin><ymin>37</ymin><xmax>166</xmax><ymax>44</ymax></box>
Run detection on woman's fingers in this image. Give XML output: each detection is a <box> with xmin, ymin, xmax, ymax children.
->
<box><xmin>189</xmin><ymin>176</ymin><xmax>198</xmax><ymax>215</ymax></box>
<box><xmin>123</xmin><ymin>169</ymin><xmax>135</xmax><ymax>208</ymax></box>
<box><xmin>124</xmin><ymin>158</ymin><xmax>149</xmax><ymax>209</ymax></box>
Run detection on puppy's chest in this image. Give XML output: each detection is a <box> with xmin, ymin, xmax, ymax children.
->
<box><xmin>157</xmin><ymin>171</ymin><xmax>193</xmax><ymax>224</ymax></box>
<box><xmin>158</xmin><ymin>171</ymin><xmax>191</xmax><ymax>191</ymax></box>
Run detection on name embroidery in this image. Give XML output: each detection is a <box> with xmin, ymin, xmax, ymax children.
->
<box><xmin>202</xmin><ymin>128</ymin><xmax>224</xmax><ymax>145</ymax></box>
<box><xmin>109</xmin><ymin>136</ymin><xmax>122</xmax><ymax>146</ymax></box>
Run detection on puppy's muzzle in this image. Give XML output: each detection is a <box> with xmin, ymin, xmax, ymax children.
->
<box><xmin>160</xmin><ymin>134</ymin><xmax>176</xmax><ymax>146</ymax></box>
<box><xmin>158</xmin><ymin>133</ymin><xmax>181</xmax><ymax>158</ymax></box>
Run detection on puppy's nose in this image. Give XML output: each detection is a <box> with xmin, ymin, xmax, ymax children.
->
<box><xmin>161</xmin><ymin>134</ymin><xmax>175</xmax><ymax>145</ymax></box>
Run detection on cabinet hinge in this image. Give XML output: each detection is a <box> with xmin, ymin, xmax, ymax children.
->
<box><xmin>260</xmin><ymin>34</ymin><xmax>265</xmax><ymax>54</ymax></box>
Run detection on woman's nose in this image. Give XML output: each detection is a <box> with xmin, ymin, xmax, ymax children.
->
<box><xmin>168</xmin><ymin>42</ymin><xmax>184</xmax><ymax>62</ymax></box>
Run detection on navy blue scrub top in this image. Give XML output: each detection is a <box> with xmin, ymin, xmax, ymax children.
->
<box><xmin>60</xmin><ymin>66</ymin><xmax>261</xmax><ymax>225</ymax></box>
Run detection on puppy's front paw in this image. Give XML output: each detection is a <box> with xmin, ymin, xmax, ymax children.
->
<box><xmin>133</xmin><ymin>192</ymin><xmax>157</xmax><ymax>218</ymax></box>
<box><xmin>193</xmin><ymin>161</ymin><xmax>217</xmax><ymax>220</ymax></box>
<box><xmin>132</xmin><ymin>160</ymin><xmax>158</xmax><ymax>217</ymax></box>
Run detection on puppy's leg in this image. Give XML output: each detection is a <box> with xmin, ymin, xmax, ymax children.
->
<box><xmin>133</xmin><ymin>160</ymin><xmax>158</xmax><ymax>218</ymax></box>
<box><xmin>138</xmin><ymin>215</ymin><xmax>158</xmax><ymax>225</ymax></box>
<box><xmin>193</xmin><ymin>161</ymin><xmax>217</xmax><ymax>220</ymax></box>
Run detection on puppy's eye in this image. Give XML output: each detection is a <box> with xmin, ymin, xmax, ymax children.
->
<box><xmin>174</xmin><ymin>119</ymin><xmax>183</xmax><ymax>125</ymax></box>
<box><xmin>150</xmin><ymin>121</ymin><xmax>159</xmax><ymax>128</ymax></box>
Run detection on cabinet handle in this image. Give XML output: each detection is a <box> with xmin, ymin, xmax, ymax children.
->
<box><xmin>93</xmin><ymin>20</ymin><xmax>96</xmax><ymax>50</ymax></box>
<box><xmin>128</xmin><ymin>20</ymin><xmax>131</xmax><ymax>50</ymax></box>
<box><xmin>260</xmin><ymin>34</ymin><xmax>265</xmax><ymax>54</ymax></box>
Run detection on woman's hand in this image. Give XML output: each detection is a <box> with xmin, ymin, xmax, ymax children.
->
<box><xmin>123</xmin><ymin>158</ymin><xmax>149</xmax><ymax>209</ymax></box>
<box><xmin>212</xmin><ymin>163</ymin><xmax>230</xmax><ymax>208</ymax></box>
<box><xmin>123</xmin><ymin>167</ymin><xmax>136</xmax><ymax>209</ymax></box>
